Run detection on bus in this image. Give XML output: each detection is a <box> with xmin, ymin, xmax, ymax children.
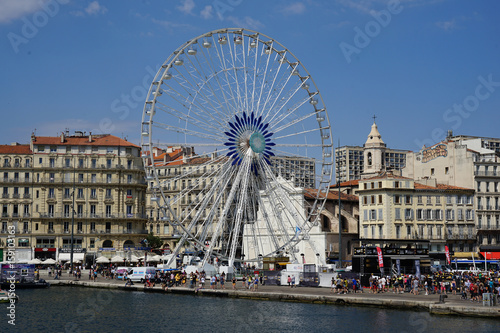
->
<box><xmin>452</xmin><ymin>259</ymin><xmax>499</xmax><ymax>272</ymax></box>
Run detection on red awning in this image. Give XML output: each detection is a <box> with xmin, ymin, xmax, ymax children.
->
<box><xmin>480</xmin><ymin>252</ymin><xmax>500</xmax><ymax>260</ymax></box>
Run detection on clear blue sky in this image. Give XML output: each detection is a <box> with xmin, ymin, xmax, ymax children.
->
<box><xmin>1</xmin><ymin>0</ymin><xmax>499</xmax><ymax>152</ymax></box>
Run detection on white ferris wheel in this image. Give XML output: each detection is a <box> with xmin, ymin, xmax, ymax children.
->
<box><xmin>141</xmin><ymin>28</ymin><xmax>333</xmax><ymax>268</ymax></box>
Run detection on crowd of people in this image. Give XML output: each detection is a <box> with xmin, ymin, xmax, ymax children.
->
<box><xmin>360</xmin><ymin>270</ymin><xmax>500</xmax><ymax>302</ymax></box>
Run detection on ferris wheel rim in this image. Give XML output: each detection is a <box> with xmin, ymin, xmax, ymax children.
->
<box><xmin>140</xmin><ymin>28</ymin><xmax>334</xmax><ymax>264</ymax></box>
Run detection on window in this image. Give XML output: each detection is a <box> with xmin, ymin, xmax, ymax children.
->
<box><xmin>417</xmin><ymin>209</ymin><xmax>423</xmax><ymax>220</ymax></box>
<box><xmin>77</xmin><ymin>222</ymin><xmax>83</xmax><ymax>232</ymax></box>
<box><xmin>90</xmin><ymin>188</ymin><xmax>97</xmax><ymax>199</ymax></box>
<box><xmin>457</xmin><ymin>209</ymin><xmax>463</xmax><ymax>220</ymax></box>
<box><xmin>435</xmin><ymin>196</ymin><xmax>441</xmax><ymax>205</ymax></box>
<box><xmin>77</xmin><ymin>188</ymin><xmax>84</xmax><ymax>199</ymax></box>
<box><xmin>64</xmin><ymin>204</ymin><xmax>70</xmax><ymax>218</ymax></box>
<box><xmin>445</xmin><ymin>209</ymin><xmax>454</xmax><ymax>221</ymax></box>
<box><xmin>105</xmin><ymin>188</ymin><xmax>112</xmax><ymax>198</ymax></box>
<box><xmin>90</xmin><ymin>238</ymin><xmax>95</xmax><ymax>248</ymax></box>
<box><xmin>407</xmin><ymin>225</ymin><xmax>412</xmax><ymax>237</ymax></box>
<box><xmin>394</xmin><ymin>195</ymin><xmax>400</xmax><ymax>204</ymax></box>
<box><xmin>417</xmin><ymin>195</ymin><xmax>423</xmax><ymax>204</ymax></box>
<box><xmin>91</xmin><ymin>174</ymin><xmax>96</xmax><ymax>183</ymax></box>
<box><xmin>405</xmin><ymin>209</ymin><xmax>413</xmax><ymax>220</ymax></box>
<box><xmin>107</xmin><ymin>159</ymin><xmax>112</xmax><ymax>168</ymax></box>
<box><xmin>446</xmin><ymin>195</ymin><xmax>452</xmax><ymax>205</ymax></box>
<box><xmin>48</xmin><ymin>222</ymin><xmax>54</xmax><ymax>232</ymax></box>
<box><xmin>378</xmin><ymin>225</ymin><xmax>383</xmax><ymax>238</ymax></box>
<box><xmin>426</xmin><ymin>196</ymin><xmax>432</xmax><ymax>205</ymax></box>
<box><xmin>445</xmin><ymin>167</ymin><xmax>449</xmax><ymax>175</ymax></box>
<box><xmin>466</xmin><ymin>209</ymin><xmax>474</xmax><ymax>220</ymax></box>
<box><xmin>405</xmin><ymin>196</ymin><xmax>412</xmax><ymax>204</ymax></box>
<box><xmin>63</xmin><ymin>221</ymin><xmax>69</xmax><ymax>232</ymax></box>
<box><xmin>435</xmin><ymin>209</ymin><xmax>442</xmax><ymax>220</ymax></box>
<box><xmin>395</xmin><ymin>208</ymin><xmax>401</xmax><ymax>220</ymax></box>
<box><xmin>431</xmin><ymin>168</ymin><xmax>435</xmax><ymax>176</ymax></box>
<box><xmin>395</xmin><ymin>225</ymin><xmax>401</xmax><ymax>239</ymax></box>
<box><xmin>78</xmin><ymin>174</ymin><xmax>84</xmax><ymax>183</ymax></box>
<box><xmin>127</xmin><ymin>205</ymin><xmax>133</xmax><ymax>217</ymax></box>
<box><xmin>394</xmin><ymin>181</ymin><xmax>399</xmax><ymax>188</ymax></box>
<box><xmin>378</xmin><ymin>209</ymin><xmax>383</xmax><ymax>220</ymax></box>
<box><xmin>65</xmin><ymin>158</ymin><xmax>71</xmax><ymax>167</ymax></box>
<box><xmin>370</xmin><ymin>210</ymin><xmax>376</xmax><ymax>220</ymax></box>
<box><xmin>91</xmin><ymin>159</ymin><xmax>97</xmax><ymax>168</ymax></box>
<box><xmin>90</xmin><ymin>205</ymin><xmax>96</xmax><ymax>217</ymax></box>
<box><xmin>106</xmin><ymin>205</ymin><xmax>112</xmax><ymax>217</ymax></box>
<box><xmin>106</xmin><ymin>174</ymin><xmax>112</xmax><ymax>183</ymax></box>
<box><xmin>90</xmin><ymin>222</ymin><xmax>96</xmax><ymax>232</ymax></box>
<box><xmin>127</xmin><ymin>175</ymin><xmax>132</xmax><ymax>184</ymax></box>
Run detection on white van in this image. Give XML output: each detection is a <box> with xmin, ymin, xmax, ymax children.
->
<box><xmin>129</xmin><ymin>267</ymin><xmax>156</xmax><ymax>282</ymax></box>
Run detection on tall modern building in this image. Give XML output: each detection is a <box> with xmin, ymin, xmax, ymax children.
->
<box><xmin>335</xmin><ymin>121</ymin><xmax>409</xmax><ymax>183</ymax></box>
<box><xmin>269</xmin><ymin>156</ymin><xmax>316</xmax><ymax>189</ymax></box>
<box><xmin>0</xmin><ymin>131</ymin><xmax>148</xmax><ymax>265</ymax></box>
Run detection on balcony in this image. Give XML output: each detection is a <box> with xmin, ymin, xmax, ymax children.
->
<box><xmin>2</xmin><ymin>194</ymin><xmax>9</xmax><ymax>199</ymax></box>
<box><xmin>23</xmin><ymin>193</ymin><xmax>31</xmax><ymax>199</ymax></box>
<box><xmin>12</xmin><ymin>193</ymin><xmax>20</xmax><ymax>199</ymax></box>
<box><xmin>474</xmin><ymin>171</ymin><xmax>500</xmax><ymax>177</ymax></box>
<box><xmin>3</xmin><ymin>162</ymin><xmax>10</xmax><ymax>168</ymax></box>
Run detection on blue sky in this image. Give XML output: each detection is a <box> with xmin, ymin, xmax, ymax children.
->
<box><xmin>0</xmin><ymin>0</ymin><xmax>499</xmax><ymax>153</ymax></box>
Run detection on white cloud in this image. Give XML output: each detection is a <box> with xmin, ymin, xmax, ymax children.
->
<box><xmin>436</xmin><ymin>19</ymin><xmax>456</xmax><ymax>31</ymax></box>
<box><xmin>200</xmin><ymin>5</ymin><xmax>213</xmax><ymax>19</ymax></box>
<box><xmin>85</xmin><ymin>1</ymin><xmax>108</xmax><ymax>15</ymax></box>
<box><xmin>226</xmin><ymin>16</ymin><xmax>264</xmax><ymax>30</ymax></box>
<box><xmin>281</xmin><ymin>2</ymin><xmax>306</xmax><ymax>15</ymax></box>
<box><xmin>177</xmin><ymin>0</ymin><xmax>195</xmax><ymax>15</ymax></box>
<box><xmin>152</xmin><ymin>18</ymin><xmax>194</xmax><ymax>32</ymax></box>
<box><xmin>0</xmin><ymin>0</ymin><xmax>46</xmax><ymax>24</ymax></box>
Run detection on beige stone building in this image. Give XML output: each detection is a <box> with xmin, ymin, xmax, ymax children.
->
<box><xmin>0</xmin><ymin>131</ymin><xmax>148</xmax><ymax>264</ymax></box>
<box><xmin>358</xmin><ymin>174</ymin><xmax>475</xmax><ymax>253</ymax></box>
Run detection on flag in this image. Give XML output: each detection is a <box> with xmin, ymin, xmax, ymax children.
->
<box><xmin>376</xmin><ymin>246</ymin><xmax>384</xmax><ymax>268</ymax></box>
<box><xmin>445</xmin><ymin>246</ymin><xmax>450</xmax><ymax>265</ymax></box>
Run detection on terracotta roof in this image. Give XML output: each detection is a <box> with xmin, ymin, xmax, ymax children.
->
<box><xmin>33</xmin><ymin>134</ymin><xmax>139</xmax><ymax>148</ymax></box>
<box><xmin>304</xmin><ymin>188</ymin><xmax>359</xmax><ymax>202</ymax></box>
<box><xmin>362</xmin><ymin>173</ymin><xmax>412</xmax><ymax>181</ymax></box>
<box><xmin>0</xmin><ymin>144</ymin><xmax>32</xmax><ymax>154</ymax></box>
<box><xmin>330</xmin><ymin>179</ymin><xmax>359</xmax><ymax>188</ymax></box>
<box><xmin>414</xmin><ymin>183</ymin><xmax>473</xmax><ymax>191</ymax></box>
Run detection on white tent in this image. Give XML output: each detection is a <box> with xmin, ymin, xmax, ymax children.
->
<box><xmin>43</xmin><ymin>258</ymin><xmax>57</xmax><ymax>265</ymax></box>
<box><xmin>96</xmin><ymin>256</ymin><xmax>110</xmax><ymax>264</ymax></box>
<box><xmin>28</xmin><ymin>258</ymin><xmax>42</xmax><ymax>264</ymax></box>
<box><xmin>110</xmin><ymin>255</ymin><xmax>125</xmax><ymax>263</ymax></box>
<box><xmin>147</xmin><ymin>254</ymin><xmax>161</xmax><ymax>262</ymax></box>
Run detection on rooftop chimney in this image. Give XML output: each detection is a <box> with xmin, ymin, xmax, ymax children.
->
<box><xmin>89</xmin><ymin>132</ymin><xmax>92</xmax><ymax>143</ymax></box>
<box><xmin>60</xmin><ymin>132</ymin><xmax>65</xmax><ymax>143</ymax></box>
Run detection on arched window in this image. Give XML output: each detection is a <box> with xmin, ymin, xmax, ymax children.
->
<box><xmin>367</xmin><ymin>152</ymin><xmax>372</xmax><ymax>166</ymax></box>
<box><xmin>124</xmin><ymin>240</ymin><xmax>134</xmax><ymax>249</ymax></box>
<box><xmin>102</xmin><ymin>240</ymin><xmax>113</xmax><ymax>248</ymax></box>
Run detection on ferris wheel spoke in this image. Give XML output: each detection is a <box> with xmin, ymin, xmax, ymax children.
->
<box><xmin>154</xmin><ymin>102</ymin><xmax>222</xmax><ymax>136</ymax></box>
<box><xmin>199</xmin><ymin>44</ymin><xmax>238</xmax><ymax>118</ymax></box>
<box><xmin>161</xmin><ymin>77</ymin><xmax>227</xmax><ymax>130</ymax></box>
<box><xmin>171</xmin><ymin>62</ymin><xmax>229</xmax><ymax>126</ymax></box>
<box><xmin>152</xmin><ymin>121</ymin><xmax>223</xmax><ymax>142</ymax></box>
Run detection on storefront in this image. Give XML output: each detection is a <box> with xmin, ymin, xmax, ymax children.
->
<box><xmin>34</xmin><ymin>247</ymin><xmax>56</xmax><ymax>260</ymax></box>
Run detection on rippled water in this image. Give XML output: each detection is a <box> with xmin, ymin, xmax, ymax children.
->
<box><xmin>2</xmin><ymin>287</ymin><xmax>498</xmax><ymax>332</ymax></box>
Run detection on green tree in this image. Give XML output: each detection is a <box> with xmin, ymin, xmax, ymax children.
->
<box><xmin>144</xmin><ymin>233</ymin><xmax>163</xmax><ymax>249</ymax></box>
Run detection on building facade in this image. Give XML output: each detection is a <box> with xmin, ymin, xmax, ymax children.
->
<box><xmin>0</xmin><ymin>131</ymin><xmax>148</xmax><ymax>264</ymax></box>
<box><xmin>403</xmin><ymin>134</ymin><xmax>500</xmax><ymax>251</ymax></box>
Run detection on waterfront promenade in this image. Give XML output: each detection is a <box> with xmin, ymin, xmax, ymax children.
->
<box><xmin>39</xmin><ymin>271</ymin><xmax>500</xmax><ymax>319</ymax></box>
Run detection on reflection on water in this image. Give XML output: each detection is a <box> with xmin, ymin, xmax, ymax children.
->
<box><xmin>3</xmin><ymin>287</ymin><xmax>498</xmax><ymax>333</ymax></box>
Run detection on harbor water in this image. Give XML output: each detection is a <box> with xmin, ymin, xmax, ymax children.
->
<box><xmin>3</xmin><ymin>286</ymin><xmax>499</xmax><ymax>332</ymax></box>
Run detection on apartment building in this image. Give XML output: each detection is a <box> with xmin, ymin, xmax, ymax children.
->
<box><xmin>3</xmin><ymin>131</ymin><xmax>149</xmax><ymax>264</ymax></box>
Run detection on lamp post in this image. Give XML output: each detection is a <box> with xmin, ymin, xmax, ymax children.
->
<box><xmin>337</xmin><ymin>139</ymin><xmax>342</xmax><ymax>270</ymax></box>
<box><xmin>70</xmin><ymin>160</ymin><xmax>76</xmax><ymax>275</ymax></box>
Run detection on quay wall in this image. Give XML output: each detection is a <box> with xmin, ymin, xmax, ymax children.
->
<box><xmin>48</xmin><ymin>280</ymin><xmax>500</xmax><ymax>319</ymax></box>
